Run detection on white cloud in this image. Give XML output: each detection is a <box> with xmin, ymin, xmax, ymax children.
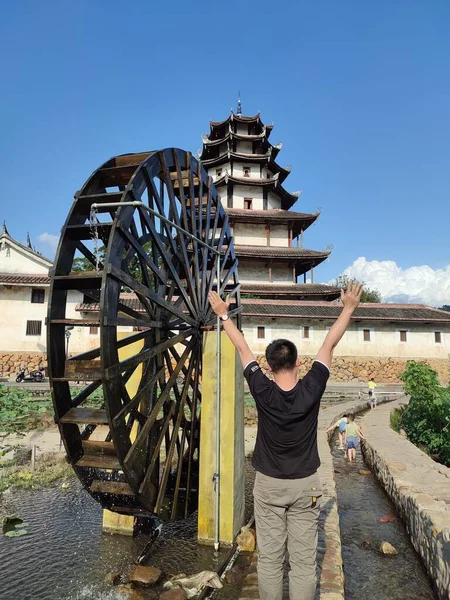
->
<box><xmin>37</xmin><ymin>232</ymin><xmax>60</xmax><ymax>253</ymax></box>
<box><xmin>336</xmin><ymin>257</ymin><xmax>450</xmax><ymax>306</ymax></box>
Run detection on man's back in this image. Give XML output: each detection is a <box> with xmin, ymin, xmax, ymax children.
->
<box><xmin>244</xmin><ymin>360</ymin><xmax>329</xmax><ymax>479</ymax></box>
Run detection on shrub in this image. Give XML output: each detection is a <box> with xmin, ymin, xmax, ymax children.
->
<box><xmin>399</xmin><ymin>361</ymin><xmax>450</xmax><ymax>466</ymax></box>
<box><xmin>390</xmin><ymin>406</ymin><xmax>405</xmax><ymax>433</ymax></box>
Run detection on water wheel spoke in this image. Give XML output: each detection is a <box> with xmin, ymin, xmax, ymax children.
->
<box><xmin>105</xmin><ymin>329</ymin><xmax>194</xmax><ymax>380</ymax></box>
<box><xmin>71</xmin><ymin>379</ymin><xmax>103</xmax><ymax>408</ymax></box>
<box><xmin>129</xmin><ymin>204</ymin><xmax>198</xmax><ymax>319</ymax></box>
<box><xmin>123</xmin><ymin>340</ymin><xmax>194</xmax><ymax>478</ymax></box>
<box><xmin>75</xmin><ymin>240</ymin><xmax>104</xmax><ymax>271</ymax></box>
<box><xmin>107</xmin><ymin>264</ymin><xmax>196</xmax><ymax>326</ymax></box>
<box><xmin>112</xmin><ymin>365</ymin><xmax>165</xmax><ymax>426</ymax></box>
<box><xmin>174</xmin><ymin>150</ymin><xmax>202</xmax><ymax>304</ymax></box>
<box><xmin>159</xmin><ymin>150</ymin><xmax>200</xmax><ymax>315</ymax></box>
<box><xmin>155</xmin><ymin>353</ymin><xmax>196</xmax><ymax>513</ymax></box>
<box><xmin>139</xmin><ymin>402</ymin><xmax>176</xmax><ymax>498</ymax></box>
<box><xmin>200</xmin><ymin>181</ymin><xmax>214</xmax><ymax>307</ymax></box>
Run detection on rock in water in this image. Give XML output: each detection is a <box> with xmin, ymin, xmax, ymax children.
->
<box><xmin>237</xmin><ymin>528</ymin><xmax>256</xmax><ymax>552</ymax></box>
<box><xmin>163</xmin><ymin>571</ymin><xmax>223</xmax><ymax>598</ymax></box>
<box><xmin>115</xmin><ymin>584</ymin><xmax>152</xmax><ymax>600</ymax></box>
<box><xmin>129</xmin><ymin>565</ymin><xmax>162</xmax><ymax>586</ymax></box>
<box><xmin>378</xmin><ymin>515</ymin><xmax>396</xmax><ymax>523</ymax></box>
<box><xmin>380</xmin><ymin>541</ymin><xmax>398</xmax><ymax>555</ymax></box>
<box><xmin>104</xmin><ymin>571</ymin><xmax>121</xmax><ymax>586</ymax></box>
<box><xmin>159</xmin><ymin>590</ymin><xmax>187</xmax><ymax>600</ymax></box>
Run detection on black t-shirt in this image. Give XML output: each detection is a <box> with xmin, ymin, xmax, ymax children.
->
<box><xmin>244</xmin><ymin>360</ymin><xmax>329</xmax><ymax>479</ymax></box>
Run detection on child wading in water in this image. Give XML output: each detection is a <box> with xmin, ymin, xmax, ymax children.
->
<box><xmin>326</xmin><ymin>415</ymin><xmax>348</xmax><ymax>450</ymax></box>
<box><xmin>344</xmin><ymin>413</ymin><xmax>365</xmax><ymax>462</ymax></box>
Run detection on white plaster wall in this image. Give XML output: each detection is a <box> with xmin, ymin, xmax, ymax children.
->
<box><xmin>232</xmin><ymin>185</ymin><xmax>264</xmax><ymax>210</ymax></box>
<box><xmin>232</xmin><ymin>162</ymin><xmax>260</xmax><ymax>179</ymax></box>
<box><xmin>208</xmin><ymin>163</ymin><xmax>230</xmax><ymax>181</ymax></box>
<box><xmin>270</xmin><ymin>224</ymin><xmax>288</xmax><ymax>247</ymax></box>
<box><xmin>241</xmin><ymin>317</ymin><xmax>450</xmax><ymax>359</ymax></box>
<box><xmin>233</xmin><ymin>223</ymin><xmax>266</xmax><ymax>246</ymax></box>
<box><xmin>0</xmin><ymin>286</ymin><xmax>133</xmax><ymax>353</ymax></box>
<box><xmin>268</xmin><ymin>192</ymin><xmax>281</xmax><ymax>210</ymax></box>
<box><xmin>0</xmin><ymin>242</ymin><xmax>51</xmax><ymax>274</ymax></box>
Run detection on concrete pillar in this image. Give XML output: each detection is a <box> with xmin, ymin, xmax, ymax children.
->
<box><xmin>198</xmin><ymin>331</ymin><xmax>245</xmax><ymax>546</ymax></box>
<box><xmin>102</xmin><ymin>332</ymin><xmax>144</xmax><ymax>535</ymax></box>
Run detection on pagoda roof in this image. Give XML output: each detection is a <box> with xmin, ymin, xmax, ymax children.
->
<box><xmin>201</xmin><ymin>150</ymin><xmax>291</xmax><ymax>182</ymax></box>
<box><xmin>234</xmin><ymin>245</ymin><xmax>329</xmax><ymax>260</ymax></box>
<box><xmin>200</xmin><ymin>132</ymin><xmax>282</xmax><ymax>161</ymax></box>
<box><xmin>209</xmin><ymin>112</ymin><xmax>274</xmax><ymax>135</ymax></box>
<box><xmin>241</xmin><ymin>283</ymin><xmax>340</xmax><ymax>301</ymax></box>
<box><xmin>241</xmin><ymin>300</ymin><xmax>450</xmax><ymax>324</ymax></box>
<box><xmin>226</xmin><ymin>208</ymin><xmax>318</xmax><ymax>235</ymax></box>
<box><xmin>215</xmin><ymin>173</ymin><xmax>299</xmax><ymax>210</ymax></box>
<box><xmin>202</xmin><ymin>127</ymin><xmax>273</xmax><ymax>145</ymax></box>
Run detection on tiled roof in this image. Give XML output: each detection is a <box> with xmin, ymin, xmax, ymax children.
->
<box><xmin>234</xmin><ymin>246</ymin><xmax>330</xmax><ymax>259</ymax></box>
<box><xmin>76</xmin><ymin>295</ymin><xmax>450</xmax><ymax>324</ymax></box>
<box><xmin>0</xmin><ymin>273</ymin><xmax>50</xmax><ymax>285</ymax></box>
<box><xmin>226</xmin><ymin>208</ymin><xmax>318</xmax><ymax>221</ymax></box>
<box><xmin>241</xmin><ymin>299</ymin><xmax>450</xmax><ymax>323</ymax></box>
<box><xmin>241</xmin><ymin>283</ymin><xmax>340</xmax><ymax>296</ymax></box>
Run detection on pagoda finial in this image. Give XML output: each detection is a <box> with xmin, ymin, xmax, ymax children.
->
<box><xmin>27</xmin><ymin>232</ymin><xmax>32</xmax><ymax>248</ymax></box>
<box><xmin>2</xmin><ymin>221</ymin><xmax>9</xmax><ymax>236</ymax></box>
<box><xmin>237</xmin><ymin>92</ymin><xmax>242</xmax><ymax>115</ymax></box>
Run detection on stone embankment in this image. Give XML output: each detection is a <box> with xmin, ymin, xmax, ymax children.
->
<box><xmin>254</xmin><ymin>355</ymin><xmax>449</xmax><ymax>385</ymax></box>
<box><xmin>361</xmin><ymin>400</ymin><xmax>450</xmax><ymax>600</ymax></box>
<box><xmin>0</xmin><ymin>351</ymin><xmax>47</xmax><ymax>379</ymax></box>
<box><xmin>238</xmin><ymin>393</ymin><xmax>400</xmax><ymax>600</ymax></box>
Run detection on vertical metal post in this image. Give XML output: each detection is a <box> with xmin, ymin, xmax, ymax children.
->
<box><xmin>214</xmin><ymin>255</ymin><xmax>221</xmax><ymax>551</ymax></box>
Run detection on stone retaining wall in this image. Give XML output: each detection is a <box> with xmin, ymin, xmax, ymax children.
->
<box><xmin>0</xmin><ymin>352</ymin><xmax>47</xmax><ymax>378</ymax></box>
<box><xmin>361</xmin><ymin>400</ymin><xmax>450</xmax><ymax>600</ymax></box>
<box><xmin>255</xmin><ymin>355</ymin><xmax>450</xmax><ymax>384</ymax></box>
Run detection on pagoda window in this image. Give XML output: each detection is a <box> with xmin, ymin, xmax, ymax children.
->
<box><xmin>399</xmin><ymin>330</ymin><xmax>408</xmax><ymax>342</ymax></box>
<box><xmin>303</xmin><ymin>326</ymin><xmax>310</xmax><ymax>339</ymax></box>
<box><xmin>266</xmin><ymin>171</ymin><xmax>271</xmax><ymax>179</ymax></box>
<box><xmin>244</xmin><ymin>198</ymin><xmax>253</xmax><ymax>210</ymax></box>
<box><xmin>363</xmin><ymin>329</ymin><xmax>371</xmax><ymax>342</ymax></box>
<box><xmin>257</xmin><ymin>326</ymin><xmax>265</xmax><ymax>339</ymax></box>
<box><xmin>216</xmin><ymin>168</ymin><xmax>222</xmax><ymax>178</ymax></box>
<box><xmin>243</xmin><ymin>166</ymin><xmax>251</xmax><ymax>177</ymax></box>
<box><xmin>90</xmin><ymin>326</ymin><xmax>99</xmax><ymax>335</ymax></box>
<box><xmin>435</xmin><ymin>331</ymin><xmax>442</xmax><ymax>343</ymax></box>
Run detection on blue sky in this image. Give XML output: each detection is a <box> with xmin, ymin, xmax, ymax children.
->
<box><xmin>1</xmin><ymin>1</ymin><xmax>449</xmax><ymax>303</ymax></box>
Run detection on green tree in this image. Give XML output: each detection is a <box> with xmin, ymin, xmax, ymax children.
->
<box><xmin>331</xmin><ymin>274</ymin><xmax>382</xmax><ymax>303</ymax></box>
<box><xmin>439</xmin><ymin>305</ymin><xmax>450</xmax><ymax>312</ymax></box>
<box><xmin>398</xmin><ymin>361</ymin><xmax>450</xmax><ymax>466</ymax></box>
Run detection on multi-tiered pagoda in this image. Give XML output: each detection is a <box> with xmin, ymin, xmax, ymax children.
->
<box><xmin>199</xmin><ymin>100</ymin><xmax>339</xmax><ymax>301</ymax></box>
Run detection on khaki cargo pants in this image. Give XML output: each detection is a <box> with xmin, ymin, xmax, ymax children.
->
<box><xmin>253</xmin><ymin>470</ymin><xmax>322</xmax><ymax>600</ymax></box>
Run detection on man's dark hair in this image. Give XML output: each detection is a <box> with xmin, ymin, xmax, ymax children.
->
<box><xmin>348</xmin><ymin>413</ymin><xmax>355</xmax><ymax>421</ymax></box>
<box><xmin>265</xmin><ymin>339</ymin><xmax>298</xmax><ymax>373</ymax></box>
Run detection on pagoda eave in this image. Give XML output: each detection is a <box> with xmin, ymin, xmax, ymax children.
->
<box><xmin>240</xmin><ymin>283</ymin><xmax>341</xmax><ymax>301</ymax></box>
<box><xmin>226</xmin><ymin>208</ymin><xmax>319</xmax><ymax>234</ymax></box>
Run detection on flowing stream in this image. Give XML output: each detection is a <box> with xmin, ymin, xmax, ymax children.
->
<box><xmin>331</xmin><ymin>427</ymin><xmax>437</xmax><ymax>600</ymax></box>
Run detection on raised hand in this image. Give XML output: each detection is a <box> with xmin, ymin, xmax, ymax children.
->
<box><xmin>208</xmin><ymin>291</ymin><xmax>230</xmax><ymax>317</ymax></box>
<box><xmin>340</xmin><ymin>280</ymin><xmax>363</xmax><ymax>310</ymax></box>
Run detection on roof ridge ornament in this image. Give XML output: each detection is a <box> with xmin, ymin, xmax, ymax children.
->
<box><xmin>27</xmin><ymin>232</ymin><xmax>32</xmax><ymax>248</ymax></box>
<box><xmin>2</xmin><ymin>220</ymin><xmax>9</xmax><ymax>236</ymax></box>
<box><xmin>237</xmin><ymin>93</ymin><xmax>242</xmax><ymax>115</ymax></box>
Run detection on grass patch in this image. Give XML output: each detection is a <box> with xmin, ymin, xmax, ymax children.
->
<box><xmin>390</xmin><ymin>406</ymin><xmax>405</xmax><ymax>433</ymax></box>
<box><xmin>0</xmin><ymin>452</ymin><xmax>74</xmax><ymax>493</ymax></box>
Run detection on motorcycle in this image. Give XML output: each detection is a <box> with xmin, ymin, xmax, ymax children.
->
<box><xmin>15</xmin><ymin>366</ymin><xmax>45</xmax><ymax>383</ymax></box>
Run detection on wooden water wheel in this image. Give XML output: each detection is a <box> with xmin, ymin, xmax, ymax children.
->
<box><xmin>47</xmin><ymin>148</ymin><xmax>241</xmax><ymax>519</ymax></box>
